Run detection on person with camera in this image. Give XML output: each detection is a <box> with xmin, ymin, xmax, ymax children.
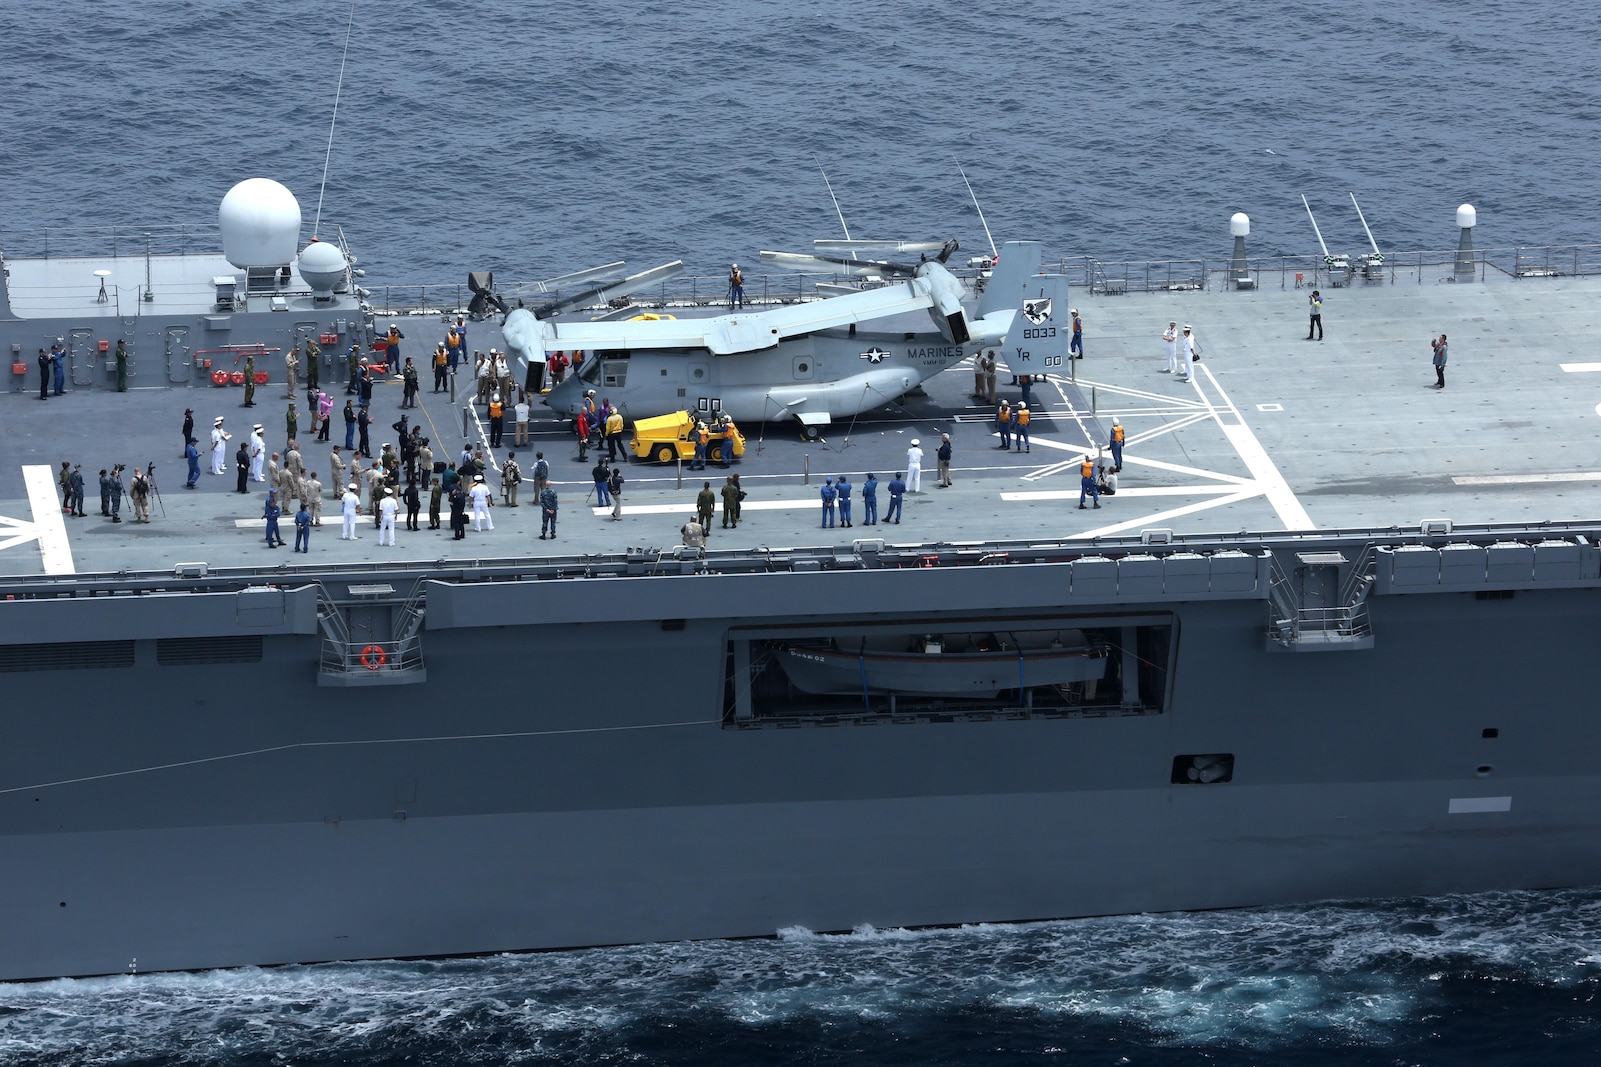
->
<box><xmin>106</xmin><ymin>467</ymin><xmax>125</xmax><ymax>523</ymax></box>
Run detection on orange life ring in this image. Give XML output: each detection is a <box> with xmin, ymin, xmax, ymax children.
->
<box><xmin>211</xmin><ymin>370</ymin><xmax>229</xmax><ymax>386</ymax></box>
<box><xmin>360</xmin><ymin>644</ymin><xmax>387</xmax><ymax>670</ymax></box>
<box><xmin>254</xmin><ymin>371</ymin><xmax>269</xmax><ymax>384</ymax></box>
<box><xmin>230</xmin><ymin>371</ymin><xmax>246</xmax><ymax>385</ymax></box>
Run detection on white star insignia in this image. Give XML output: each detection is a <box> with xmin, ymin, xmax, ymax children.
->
<box><xmin>860</xmin><ymin>347</ymin><xmax>889</xmax><ymax>364</ymax></box>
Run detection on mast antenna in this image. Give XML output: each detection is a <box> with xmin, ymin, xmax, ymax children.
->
<box><xmin>313</xmin><ymin>0</ymin><xmax>358</xmax><ymax>239</ymax></box>
<box><xmin>816</xmin><ymin>159</ymin><xmax>852</xmax><ymax>242</ymax></box>
<box><xmin>956</xmin><ymin>159</ymin><xmax>997</xmax><ymax>259</ymax></box>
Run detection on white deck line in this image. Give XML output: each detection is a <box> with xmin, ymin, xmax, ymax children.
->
<box><xmin>22</xmin><ymin>465</ymin><xmax>74</xmax><ymax>574</ymax></box>
<box><xmin>1191</xmin><ymin>365</ymin><xmax>1316</xmax><ymax>531</ymax></box>
<box><xmin>1559</xmin><ymin>363</ymin><xmax>1601</xmax><ymax>372</ymax></box>
<box><xmin>1453</xmin><ymin>472</ymin><xmax>1601</xmax><ymax>485</ymax></box>
<box><xmin>1070</xmin><ymin>488</ymin><xmax>1265</xmax><ymax>539</ymax></box>
<box><xmin>1001</xmin><ymin>485</ymin><xmax>1243</xmax><ymax>502</ymax></box>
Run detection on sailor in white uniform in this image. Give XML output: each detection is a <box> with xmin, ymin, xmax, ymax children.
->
<box><xmin>249</xmin><ymin>424</ymin><xmax>267</xmax><ymax>482</ymax></box>
<box><xmin>469</xmin><ymin>474</ymin><xmax>494</xmax><ymax>531</ymax></box>
<box><xmin>1163</xmin><ymin>321</ymin><xmax>1180</xmax><ymax>374</ymax></box>
<box><xmin>209</xmin><ymin>417</ymin><xmax>231</xmax><ymax>475</ymax></box>
<box><xmin>340</xmin><ymin>483</ymin><xmax>362</xmax><ymax>540</ymax></box>
<box><xmin>905</xmin><ymin>438</ymin><xmax>924</xmax><ymax>493</ymax></box>
<box><xmin>377</xmin><ymin>487</ymin><xmax>398</xmax><ymax>546</ymax></box>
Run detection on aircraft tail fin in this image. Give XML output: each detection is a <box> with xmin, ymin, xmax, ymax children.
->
<box><xmin>1004</xmin><ymin>272</ymin><xmax>1072</xmax><ymax>377</ymax></box>
<box><xmin>976</xmin><ymin>240</ymin><xmax>1043</xmax><ymax>319</ymax></box>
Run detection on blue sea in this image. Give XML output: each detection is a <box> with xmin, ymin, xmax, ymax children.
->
<box><xmin>4</xmin><ymin>1</ymin><xmax>1601</xmax><ymax>1063</ymax></box>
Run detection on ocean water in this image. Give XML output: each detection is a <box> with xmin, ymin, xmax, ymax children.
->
<box><xmin>4</xmin><ymin>1</ymin><xmax>1601</xmax><ymax>1063</ymax></box>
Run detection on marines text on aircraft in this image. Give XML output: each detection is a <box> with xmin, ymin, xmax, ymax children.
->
<box><xmin>507</xmin><ymin>241</ymin><xmax>1069</xmax><ymax>437</ymax></box>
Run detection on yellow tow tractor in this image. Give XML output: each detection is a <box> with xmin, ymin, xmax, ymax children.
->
<box><xmin>629</xmin><ymin>411</ymin><xmax>747</xmax><ymax>465</ymax></box>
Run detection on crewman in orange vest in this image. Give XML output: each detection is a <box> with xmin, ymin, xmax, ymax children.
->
<box><xmin>1109</xmin><ymin>418</ymin><xmax>1124</xmax><ymax>471</ymax></box>
<box><xmin>1078</xmin><ymin>455</ymin><xmax>1101</xmax><ymax>510</ymax></box>
<box><xmin>1016</xmin><ymin>403</ymin><xmax>1031</xmax><ymax>453</ymax></box>
<box><xmin>718</xmin><ymin>414</ymin><xmax>737</xmax><ymax>467</ymax></box>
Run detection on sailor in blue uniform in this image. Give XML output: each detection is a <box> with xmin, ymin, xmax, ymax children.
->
<box><xmin>861</xmin><ymin>473</ymin><xmax>878</xmax><ymax>525</ymax></box>
<box><xmin>885</xmin><ymin>473</ymin><xmax>906</xmax><ymax>524</ymax></box>
<box><xmin>836</xmin><ymin>474</ymin><xmax>852</xmax><ymax>528</ymax></box>
<box><xmin>820</xmin><ymin>478</ymin><xmax>836</xmax><ymax>528</ymax></box>
<box><xmin>263</xmin><ymin>489</ymin><xmax>284</xmax><ymax>547</ymax></box>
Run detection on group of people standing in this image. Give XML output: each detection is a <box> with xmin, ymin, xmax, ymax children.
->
<box><xmin>55</xmin><ymin>461</ymin><xmax>153</xmax><ymax>523</ymax></box>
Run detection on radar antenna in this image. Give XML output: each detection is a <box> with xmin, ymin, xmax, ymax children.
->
<box><xmin>312</xmin><ymin>0</ymin><xmax>358</xmax><ymax>239</ymax></box>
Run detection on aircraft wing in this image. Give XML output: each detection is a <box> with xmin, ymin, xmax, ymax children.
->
<box><xmin>539</xmin><ymin>277</ymin><xmax>937</xmax><ymax>356</ymax></box>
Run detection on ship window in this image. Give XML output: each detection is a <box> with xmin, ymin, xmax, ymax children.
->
<box><xmin>601</xmin><ymin>360</ymin><xmax>628</xmax><ymax>388</ymax></box>
<box><xmin>0</xmin><ymin>640</ymin><xmax>135</xmax><ymax>673</ymax></box>
<box><xmin>157</xmin><ymin>635</ymin><xmax>264</xmax><ymax>666</ymax></box>
<box><xmin>1475</xmin><ymin>589</ymin><xmax>1515</xmax><ymax>600</ymax></box>
<box><xmin>1482</xmin><ymin>728</ymin><xmax>1499</xmax><ymax>739</ymax></box>
<box><xmin>1171</xmin><ymin>754</ymin><xmax>1234</xmax><ymax>785</ymax></box>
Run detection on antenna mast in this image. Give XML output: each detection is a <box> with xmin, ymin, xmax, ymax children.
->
<box><xmin>956</xmin><ymin>160</ymin><xmax>997</xmax><ymax>259</ymax></box>
<box><xmin>313</xmin><ymin>1</ymin><xmax>358</xmax><ymax>239</ymax></box>
<box><xmin>816</xmin><ymin>159</ymin><xmax>852</xmax><ymax>242</ymax></box>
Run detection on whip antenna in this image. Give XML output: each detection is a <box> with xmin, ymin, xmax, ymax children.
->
<box><xmin>956</xmin><ymin>159</ymin><xmax>997</xmax><ymax>259</ymax></box>
<box><xmin>816</xmin><ymin>158</ymin><xmax>852</xmax><ymax>242</ymax></box>
<box><xmin>313</xmin><ymin>0</ymin><xmax>357</xmax><ymax>239</ymax></box>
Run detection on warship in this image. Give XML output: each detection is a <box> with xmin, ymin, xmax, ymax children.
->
<box><xmin>2</xmin><ymin>182</ymin><xmax>1600</xmax><ymax>982</ymax></box>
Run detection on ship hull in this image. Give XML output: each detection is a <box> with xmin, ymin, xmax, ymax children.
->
<box><xmin>1</xmin><ymin>546</ymin><xmax>1597</xmax><ymax>980</ymax></box>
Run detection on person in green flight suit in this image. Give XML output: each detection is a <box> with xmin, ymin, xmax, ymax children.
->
<box><xmin>243</xmin><ymin>354</ymin><xmax>256</xmax><ymax>407</ymax></box>
<box><xmin>114</xmin><ymin>339</ymin><xmax>128</xmax><ymax>392</ymax></box>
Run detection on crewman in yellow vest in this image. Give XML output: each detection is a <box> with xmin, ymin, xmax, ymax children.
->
<box><xmin>1109</xmin><ymin>419</ymin><xmax>1125</xmax><ymax>472</ymax></box>
<box><xmin>604</xmin><ymin>408</ymin><xmax>625</xmax><ymax>461</ymax></box>
<box><xmin>1078</xmin><ymin>455</ymin><xmax>1101</xmax><ymax>510</ymax></box>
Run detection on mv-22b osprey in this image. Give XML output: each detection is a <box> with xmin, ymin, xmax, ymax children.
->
<box><xmin>501</xmin><ymin>240</ymin><xmax>1070</xmax><ymax>436</ymax></box>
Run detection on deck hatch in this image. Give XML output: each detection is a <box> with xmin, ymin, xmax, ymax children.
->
<box><xmin>156</xmin><ymin>634</ymin><xmax>264</xmax><ymax>666</ymax></box>
<box><xmin>0</xmin><ymin>640</ymin><xmax>135</xmax><ymax>673</ymax></box>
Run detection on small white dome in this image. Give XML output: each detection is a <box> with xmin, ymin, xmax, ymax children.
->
<box><xmin>1229</xmin><ymin>212</ymin><xmax>1250</xmax><ymax>237</ymax></box>
<box><xmin>219</xmin><ymin>179</ymin><xmax>302</xmax><ymax>269</ymax></box>
<box><xmin>1456</xmin><ymin>203</ymin><xmax>1477</xmax><ymax>229</ymax></box>
<box><xmin>296</xmin><ymin>240</ymin><xmax>347</xmax><ymax>294</ymax></box>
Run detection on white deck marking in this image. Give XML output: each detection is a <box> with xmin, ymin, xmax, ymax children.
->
<box><xmin>1002</xmin><ymin>485</ymin><xmax>1243</xmax><ymax>501</ymax></box>
<box><xmin>1190</xmin><ymin>365</ymin><xmax>1315</xmax><ymax>531</ymax></box>
<box><xmin>1560</xmin><ymin>363</ymin><xmax>1601</xmax><ymax>372</ymax></box>
<box><xmin>1453</xmin><ymin>472</ymin><xmax>1601</xmax><ymax>485</ymax></box>
<box><xmin>1070</xmin><ymin>488</ymin><xmax>1265</xmax><ymax>539</ymax></box>
<box><xmin>593</xmin><ymin>499</ymin><xmax>812</xmax><ymax>517</ymax></box>
<box><xmin>22</xmin><ymin>465</ymin><xmax>74</xmax><ymax>574</ymax></box>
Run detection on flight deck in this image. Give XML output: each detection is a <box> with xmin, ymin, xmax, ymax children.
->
<box><xmin>0</xmin><ymin>268</ymin><xmax>1595</xmax><ymax>580</ymax></box>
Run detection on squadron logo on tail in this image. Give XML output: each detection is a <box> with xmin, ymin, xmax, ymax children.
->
<box><xmin>1022</xmin><ymin>298</ymin><xmax>1053</xmax><ymax>326</ymax></box>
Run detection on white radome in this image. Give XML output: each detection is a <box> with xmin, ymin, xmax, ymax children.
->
<box><xmin>219</xmin><ymin>178</ymin><xmax>302</xmax><ymax>269</ymax></box>
<box><xmin>1230</xmin><ymin>212</ymin><xmax>1250</xmax><ymax>237</ymax></box>
<box><xmin>296</xmin><ymin>240</ymin><xmax>348</xmax><ymax>294</ymax></box>
<box><xmin>1456</xmin><ymin>203</ymin><xmax>1477</xmax><ymax>229</ymax></box>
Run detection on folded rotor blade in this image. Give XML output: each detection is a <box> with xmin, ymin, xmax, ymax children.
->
<box><xmin>534</xmin><ymin>260</ymin><xmax>685</xmax><ymax>318</ymax></box>
<box><xmin>812</xmin><ymin>239</ymin><xmax>948</xmax><ymax>256</ymax></box>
